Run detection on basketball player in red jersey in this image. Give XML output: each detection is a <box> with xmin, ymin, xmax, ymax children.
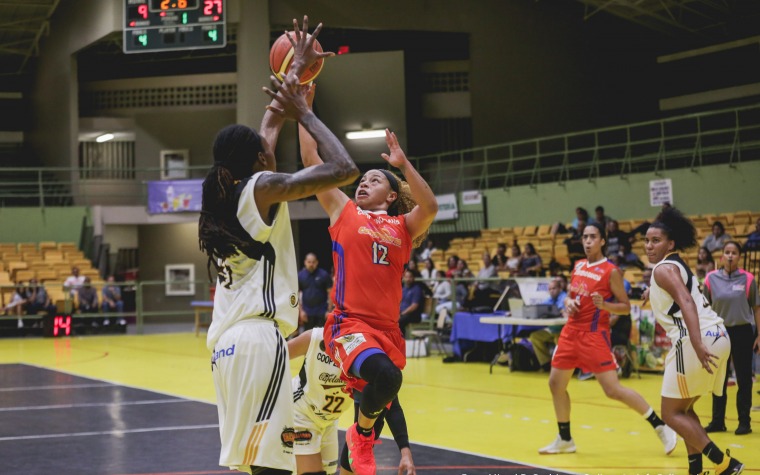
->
<box><xmin>298</xmin><ymin>90</ymin><xmax>437</xmax><ymax>475</ymax></box>
<box><xmin>539</xmin><ymin>222</ymin><xmax>678</xmax><ymax>456</ymax></box>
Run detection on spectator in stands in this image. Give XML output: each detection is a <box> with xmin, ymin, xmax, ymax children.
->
<box><xmin>469</xmin><ymin>251</ymin><xmax>500</xmax><ymax>311</ymax></box>
<box><xmin>616</xmin><ymin>241</ymin><xmax>646</xmax><ymax>270</ymax></box>
<box><xmin>420</xmin><ymin>258</ymin><xmax>440</xmax><ymax>289</ymax></box>
<box><xmin>506</xmin><ymin>244</ymin><xmax>522</xmax><ymax>276</ymax></box>
<box><xmin>702</xmin><ymin>221</ymin><xmax>732</xmax><ymax>253</ymax></box>
<box><xmin>528</xmin><ymin>278</ymin><xmax>567</xmax><ymax>371</ymax></box>
<box><xmin>77</xmin><ymin>277</ymin><xmax>99</xmax><ymax>316</ymax></box>
<box><xmin>491</xmin><ymin>243</ymin><xmax>509</xmax><ymax>271</ymax></box>
<box><xmin>563</xmin><ymin>217</ymin><xmax>588</xmax><ymax>267</ymax></box>
<box><xmin>101</xmin><ymin>275</ymin><xmax>124</xmax><ymax>318</ymax></box>
<box><xmin>25</xmin><ymin>278</ymin><xmax>56</xmax><ymax>317</ymax></box>
<box><xmin>605</xmin><ymin>220</ymin><xmax>630</xmax><ymax>260</ymax></box>
<box><xmin>433</xmin><ymin>275</ymin><xmax>453</xmax><ymax>315</ymax></box>
<box><xmin>695</xmin><ymin>246</ymin><xmax>715</xmax><ymax>282</ymax></box>
<box><xmin>4</xmin><ymin>283</ymin><xmax>27</xmax><ymax>328</ymax></box>
<box><xmin>399</xmin><ymin>269</ymin><xmax>424</xmax><ymax>337</ymax></box>
<box><xmin>63</xmin><ymin>266</ymin><xmax>85</xmax><ymax>296</ymax></box>
<box><xmin>452</xmin><ymin>258</ymin><xmax>473</xmax><ymax>307</ymax></box>
<box><xmin>743</xmin><ymin>217</ymin><xmax>760</xmax><ymax>250</ymax></box>
<box><xmin>550</xmin><ymin>207</ymin><xmax>593</xmax><ymax>237</ymax></box>
<box><xmin>444</xmin><ymin>255</ymin><xmax>460</xmax><ymax>278</ymax></box>
<box><xmin>594</xmin><ymin>206</ymin><xmax>613</xmax><ymax>230</ymax></box>
<box><xmin>297</xmin><ymin>253</ymin><xmax>332</xmax><ymax>332</ymax></box>
<box><xmin>405</xmin><ymin>257</ymin><xmax>421</xmax><ymax>277</ymax></box>
<box><xmin>517</xmin><ymin>243</ymin><xmax>543</xmax><ymax>277</ymax></box>
<box><xmin>417</xmin><ymin>238</ymin><xmax>437</xmax><ymax>261</ymax></box>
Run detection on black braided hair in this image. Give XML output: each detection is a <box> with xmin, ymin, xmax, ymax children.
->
<box><xmin>650</xmin><ymin>206</ymin><xmax>697</xmax><ymax>252</ymax></box>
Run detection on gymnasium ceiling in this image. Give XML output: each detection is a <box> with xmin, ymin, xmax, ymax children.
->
<box><xmin>2</xmin><ymin>0</ymin><xmax>760</xmax><ymax>86</ymax></box>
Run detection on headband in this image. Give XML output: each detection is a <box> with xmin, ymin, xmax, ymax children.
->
<box><xmin>379</xmin><ymin>169</ymin><xmax>399</xmax><ymax>193</ymax></box>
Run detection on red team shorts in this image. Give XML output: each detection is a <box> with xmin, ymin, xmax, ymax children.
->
<box><xmin>551</xmin><ymin>326</ymin><xmax>619</xmax><ymax>374</ymax></box>
<box><xmin>323</xmin><ymin>312</ymin><xmax>406</xmax><ymax>393</ymax></box>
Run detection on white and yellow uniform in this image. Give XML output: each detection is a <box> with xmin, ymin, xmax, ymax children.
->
<box><xmin>292</xmin><ymin>329</ymin><xmax>348</xmax><ymax>473</ymax></box>
<box><xmin>207</xmin><ymin>172</ymin><xmax>299</xmax><ymax>474</ymax></box>
<box><xmin>650</xmin><ymin>253</ymin><xmax>730</xmax><ymax>399</ymax></box>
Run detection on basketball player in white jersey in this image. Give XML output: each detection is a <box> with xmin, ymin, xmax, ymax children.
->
<box><xmin>198</xmin><ymin>17</ymin><xmax>359</xmax><ymax>475</ymax></box>
<box><xmin>288</xmin><ymin>328</ymin><xmax>417</xmax><ymax>475</ymax></box>
<box><xmin>645</xmin><ymin>207</ymin><xmax>744</xmax><ymax>475</ymax></box>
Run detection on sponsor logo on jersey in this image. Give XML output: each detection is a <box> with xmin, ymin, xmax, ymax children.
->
<box><xmin>289</xmin><ymin>293</ymin><xmax>298</xmax><ymax>308</ymax></box>
<box><xmin>375</xmin><ymin>216</ymin><xmax>400</xmax><ymax>225</ymax></box>
<box><xmin>281</xmin><ymin>427</ymin><xmax>296</xmax><ymax>448</ymax></box>
<box><xmin>317</xmin><ymin>352</ymin><xmax>338</xmax><ymax>366</ymax></box>
<box><xmin>336</xmin><ymin>333</ymin><xmax>366</xmax><ymax>355</ymax></box>
<box><xmin>358</xmin><ymin>225</ymin><xmax>402</xmax><ymax>247</ymax></box>
<box><xmin>211</xmin><ymin>344</ymin><xmax>235</xmax><ymax>363</ymax></box>
<box><xmin>574</xmin><ymin>268</ymin><xmax>602</xmax><ymax>282</ymax></box>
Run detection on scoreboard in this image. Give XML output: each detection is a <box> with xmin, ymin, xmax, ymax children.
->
<box><xmin>123</xmin><ymin>0</ymin><xmax>226</xmax><ymax>53</ymax></box>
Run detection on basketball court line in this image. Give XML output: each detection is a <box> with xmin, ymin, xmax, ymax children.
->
<box><xmin>0</xmin><ymin>363</ymin><xmax>576</xmax><ymax>475</ymax></box>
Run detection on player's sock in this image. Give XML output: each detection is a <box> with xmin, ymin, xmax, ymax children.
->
<box><xmin>688</xmin><ymin>453</ymin><xmax>702</xmax><ymax>474</ymax></box>
<box><xmin>643</xmin><ymin>407</ymin><xmax>665</xmax><ymax>428</ymax></box>
<box><xmin>702</xmin><ymin>441</ymin><xmax>724</xmax><ymax>465</ymax></box>
<box><xmin>357</xmin><ymin>425</ymin><xmax>373</xmax><ymax>437</ymax></box>
<box><xmin>558</xmin><ymin>422</ymin><xmax>572</xmax><ymax>441</ymax></box>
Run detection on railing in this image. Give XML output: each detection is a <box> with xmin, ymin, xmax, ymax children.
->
<box><xmin>410</xmin><ymin>103</ymin><xmax>760</xmax><ymax>193</ymax></box>
<box><xmin>2</xmin><ymin>104</ymin><xmax>760</xmax><ymax>206</ymax></box>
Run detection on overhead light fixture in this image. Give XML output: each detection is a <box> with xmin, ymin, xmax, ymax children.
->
<box><xmin>96</xmin><ymin>133</ymin><xmax>115</xmax><ymax>143</ymax></box>
<box><xmin>345</xmin><ymin>129</ymin><xmax>386</xmax><ymax>140</ymax></box>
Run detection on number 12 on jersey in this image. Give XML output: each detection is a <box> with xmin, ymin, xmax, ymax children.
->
<box><xmin>371</xmin><ymin>241</ymin><xmax>389</xmax><ymax>265</ymax></box>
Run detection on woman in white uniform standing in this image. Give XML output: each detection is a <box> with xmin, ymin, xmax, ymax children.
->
<box><xmin>644</xmin><ymin>207</ymin><xmax>744</xmax><ymax>475</ymax></box>
<box><xmin>199</xmin><ymin>17</ymin><xmax>359</xmax><ymax>475</ymax></box>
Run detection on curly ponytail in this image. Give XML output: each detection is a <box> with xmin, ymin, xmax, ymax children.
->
<box><xmin>384</xmin><ymin>170</ymin><xmax>429</xmax><ymax>249</ymax></box>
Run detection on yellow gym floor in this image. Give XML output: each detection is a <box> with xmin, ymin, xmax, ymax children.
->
<box><xmin>0</xmin><ymin>331</ymin><xmax>757</xmax><ymax>474</ymax></box>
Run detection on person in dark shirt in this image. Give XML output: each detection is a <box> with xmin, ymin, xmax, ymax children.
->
<box><xmin>297</xmin><ymin>252</ymin><xmax>333</xmax><ymax>332</ymax></box>
<box><xmin>744</xmin><ymin>218</ymin><xmax>760</xmax><ymax>250</ymax></box>
<box><xmin>399</xmin><ymin>269</ymin><xmax>424</xmax><ymax>337</ymax></box>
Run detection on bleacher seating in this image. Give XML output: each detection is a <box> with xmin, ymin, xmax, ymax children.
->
<box><xmin>429</xmin><ymin>210</ymin><xmax>758</xmax><ymax>279</ymax></box>
<box><xmin>0</xmin><ymin>242</ymin><xmax>101</xmax><ymax>312</ymax></box>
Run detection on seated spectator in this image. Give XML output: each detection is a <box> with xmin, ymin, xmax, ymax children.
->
<box><xmin>77</xmin><ymin>277</ymin><xmax>99</xmax><ymax>314</ymax></box>
<box><xmin>451</xmin><ymin>258</ymin><xmax>473</xmax><ymax>307</ymax></box>
<box><xmin>63</xmin><ymin>266</ymin><xmax>85</xmax><ymax>296</ymax></box>
<box><xmin>101</xmin><ymin>275</ymin><xmax>124</xmax><ymax>316</ymax></box>
<box><xmin>605</xmin><ymin>220</ymin><xmax>630</xmax><ymax>259</ymax></box>
<box><xmin>594</xmin><ymin>206</ymin><xmax>613</xmax><ymax>230</ymax></box>
<box><xmin>444</xmin><ymin>255</ymin><xmax>460</xmax><ymax>278</ymax></box>
<box><xmin>616</xmin><ymin>241</ymin><xmax>645</xmax><ymax>270</ymax></box>
<box><xmin>405</xmin><ymin>257</ymin><xmax>421</xmax><ymax>277</ymax></box>
<box><xmin>25</xmin><ymin>279</ymin><xmax>56</xmax><ymax>317</ymax></box>
<box><xmin>505</xmin><ymin>244</ymin><xmax>522</xmax><ymax>275</ymax></box>
<box><xmin>550</xmin><ymin>206</ymin><xmax>594</xmax><ymax>236</ymax></box>
<box><xmin>516</xmin><ymin>243</ymin><xmax>543</xmax><ymax>277</ymax></box>
<box><xmin>491</xmin><ymin>243</ymin><xmax>509</xmax><ymax>271</ymax></box>
<box><xmin>468</xmin><ymin>251</ymin><xmax>500</xmax><ymax>311</ymax></box>
<box><xmin>695</xmin><ymin>246</ymin><xmax>715</xmax><ymax>282</ymax></box>
<box><xmin>399</xmin><ymin>270</ymin><xmax>424</xmax><ymax>337</ymax></box>
<box><xmin>563</xmin><ymin>219</ymin><xmax>587</xmax><ymax>267</ymax></box>
<box><xmin>743</xmin><ymin>218</ymin><xmax>760</xmax><ymax>250</ymax></box>
<box><xmin>417</xmin><ymin>238</ymin><xmax>437</xmax><ymax>261</ymax></box>
<box><xmin>4</xmin><ymin>284</ymin><xmax>27</xmax><ymax>328</ymax></box>
<box><xmin>419</xmin><ymin>258</ymin><xmax>440</xmax><ymax>287</ymax></box>
<box><xmin>528</xmin><ymin>278</ymin><xmax>567</xmax><ymax>371</ymax></box>
<box><xmin>702</xmin><ymin>221</ymin><xmax>731</xmax><ymax>253</ymax></box>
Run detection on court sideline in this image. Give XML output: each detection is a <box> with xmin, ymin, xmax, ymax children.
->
<box><xmin>0</xmin><ymin>329</ymin><xmax>757</xmax><ymax>474</ymax></box>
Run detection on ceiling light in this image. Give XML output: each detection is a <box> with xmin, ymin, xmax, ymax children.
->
<box><xmin>96</xmin><ymin>133</ymin><xmax>115</xmax><ymax>143</ymax></box>
<box><xmin>345</xmin><ymin>129</ymin><xmax>386</xmax><ymax>140</ymax></box>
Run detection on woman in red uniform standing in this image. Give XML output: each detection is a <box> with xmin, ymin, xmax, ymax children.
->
<box><xmin>539</xmin><ymin>222</ymin><xmax>677</xmax><ymax>456</ymax></box>
<box><xmin>298</xmin><ymin>94</ymin><xmax>437</xmax><ymax>475</ymax></box>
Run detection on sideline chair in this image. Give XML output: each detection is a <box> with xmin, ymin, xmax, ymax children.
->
<box><xmin>410</xmin><ymin>305</ymin><xmax>449</xmax><ymax>358</ymax></box>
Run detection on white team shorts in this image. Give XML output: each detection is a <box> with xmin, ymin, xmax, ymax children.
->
<box><xmin>661</xmin><ymin>324</ymin><xmax>731</xmax><ymax>399</ymax></box>
<box><xmin>292</xmin><ymin>408</ymin><xmax>339</xmax><ymax>473</ymax></box>
<box><xmin>211</xmin><ymin>319</ymin><xmax>295</xmax><ymax>473</ymax></box>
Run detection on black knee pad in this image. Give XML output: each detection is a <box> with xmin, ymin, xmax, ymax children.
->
<box><xmin>360</xmin><ymin>353</ymin><xmax>403</xmax><ymax>400</ymax></box>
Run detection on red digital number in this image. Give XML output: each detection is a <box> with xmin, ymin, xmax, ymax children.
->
<box><xmin>203</xmin><ymin>0</ymin><xmax>222</xmax><ymax>15</ymax></box>
<box><xmin>138</xmin><ymin>4</ymin><xmax>148</xmax><ymax>19</ymax></box>
<box><xmin>54</xmin><ymin>315</ymin><xmax>72</xmax><ymax>337</ymax></box>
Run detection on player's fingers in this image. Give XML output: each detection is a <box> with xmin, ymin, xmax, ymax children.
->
<box><xmin>311</xmin><ymin>21</ymin><xmax>322</xmax><ymax>39</ymax></box>
<box><xmin>284</xmin><ymin>31</ymin><xmax>296</xmax><ymax>47</ymax></box>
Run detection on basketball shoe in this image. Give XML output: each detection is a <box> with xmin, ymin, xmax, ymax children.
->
<box><xmin>538</xmin><ymin>435</ymin><xmax>576</xmax><ymax>454</ymax></box>
<box><xmin>655</xmin><ymin>424</ymin><xmax>677</xmax><ymax>455</ymax></box>
<box><xmin>346</xmin><ymin>422</ymin><xmax>376</xmax><ymax>475</ymax></box>
<box><xmin>714</xmin><ymin>449</ymin><xmax>744</xmax><ymax>475</ymax></box>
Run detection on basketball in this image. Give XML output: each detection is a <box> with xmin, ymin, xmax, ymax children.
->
<box><xmin>269</xmin><ymin>33</ymin><xmax>324</xmax><ymax>85</ymax></box>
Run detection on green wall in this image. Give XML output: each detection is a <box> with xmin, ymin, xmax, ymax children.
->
<box><xmin>0</xmin><ymin>207</ymin><xmax>88</xmax><ymax>243</ymax></box>
<box><xmin>484</xmin><ymin>162</ymin><xmax>760</xmax><ymax>228</ymax></box>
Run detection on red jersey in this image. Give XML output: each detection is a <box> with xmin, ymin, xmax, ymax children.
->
<box><xmin>566</xmin><ymin>258</ymin><xmax>617</xmax><ymax>332</ymax></box>
<box><xmin>329</xmin><ymin>200</ymin><xmax>412</xmax><ymax>328</ymax></box>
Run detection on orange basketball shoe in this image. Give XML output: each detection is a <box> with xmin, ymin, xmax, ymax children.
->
<box><xmin>346</xmin><ymin>422</ymin><xmax>376</xmax><ymax>475</ymax></box>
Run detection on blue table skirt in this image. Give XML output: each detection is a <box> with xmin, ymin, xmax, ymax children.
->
<box><xmin>449</xmin><ymin>311</ymin><xmax>546</xmax><ymax>358</ymax></box>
